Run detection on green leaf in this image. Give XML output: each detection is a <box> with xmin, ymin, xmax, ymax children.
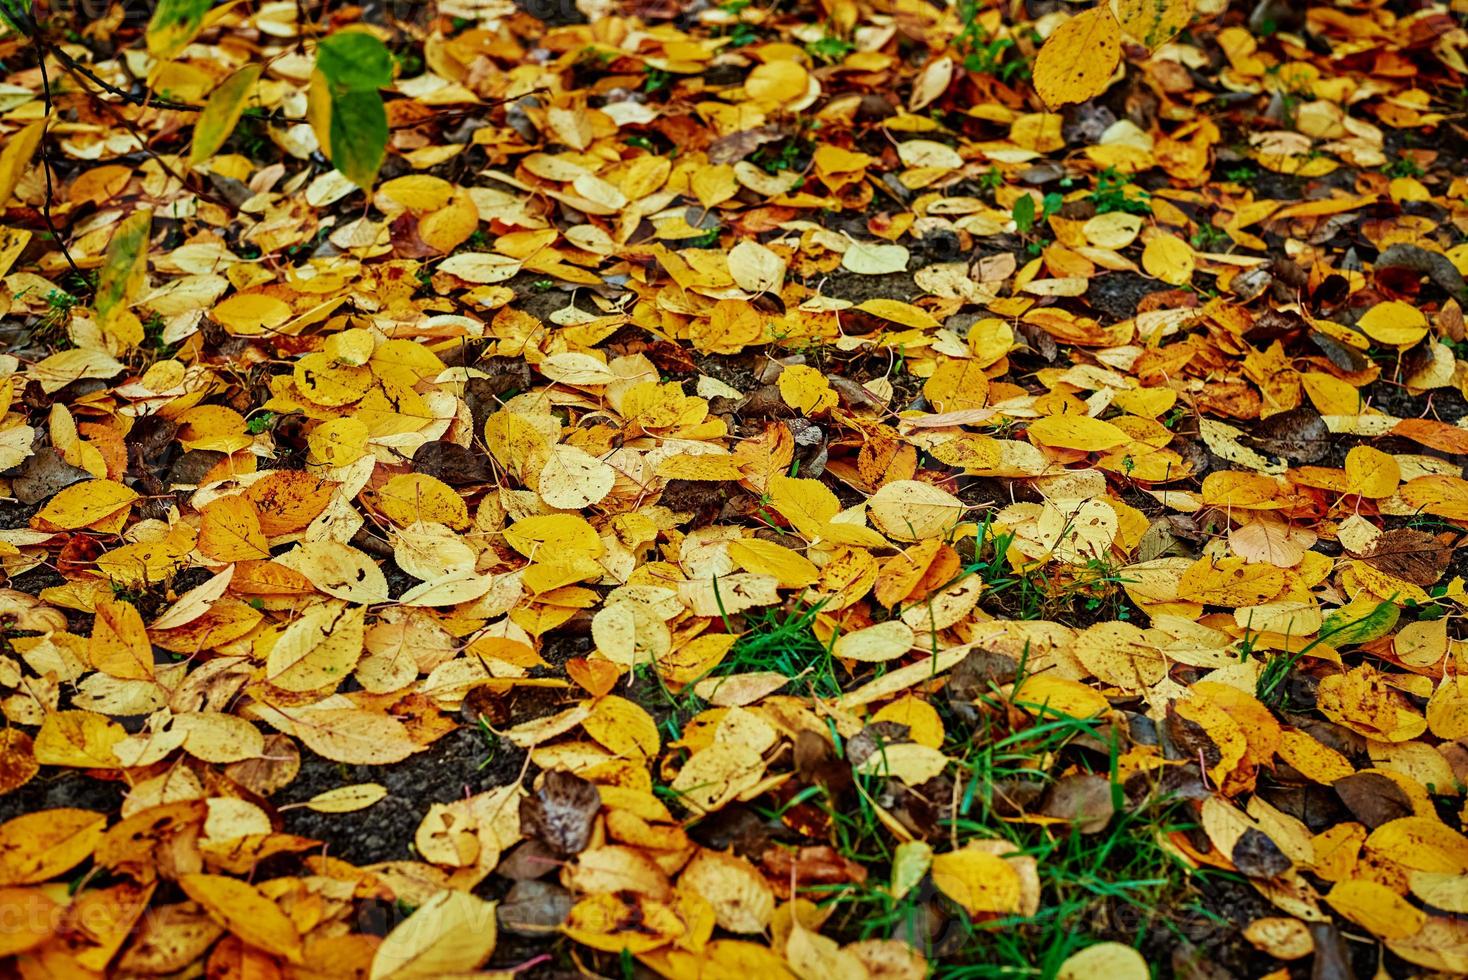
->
<box><xmin>315</xmin><ymin>31</ymin><xmax>394</xmax><ymax>92</ymax></box>
<box><xmin>327</xmin><ymin>88</ymin><xmax>388</xmax><ymax>190</ymax></box>
<box><xmin>189</xmin><ymin>64</ymin><xmax>263</xmax><ymax>166</ymax></box>
<box><xmin>1012</xmin><ymin>194</ymin><xmax>1035</xmax><ymax>234</ymax></box>
<box><xmin>1321</xmin><ymin>598</ymin><xmax>1399</xmax><ymax>647</ymax></box>
<box><xmin>95</xmin><ymin>209</ymin><xmax>152</xmax><ymax>324</ymax></box>
<box><xmin>146</xmin><ymin>0</ymin><xmax>215</xmax><ymax>61</ymax></box>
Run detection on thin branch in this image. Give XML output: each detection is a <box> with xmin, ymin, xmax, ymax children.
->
<box><xmin>57</xmin><ymin>59</ymin><xmax>235</xmax><ymax>213</ymax></box>
<box><xmin>27</xmin><ymin>25</ymin><xmax>85</xmax><ymax>284</ymax></box>
<box><xmin>47</xmin><ymin>45</ymin><xmax>203</xmax><ymax>112</ymax></box>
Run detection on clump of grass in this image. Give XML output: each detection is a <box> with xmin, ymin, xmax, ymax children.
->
<box><xmin>714</xmin><ymin>600</ymin><xmax>840</xmax><ymax>699</ymax></box>
<box><xmin>969</xmin><ymin>518</ymin><xmax>1136</xmax><ymax>626</ymax></box>
<box><xmin>808</xmin><ymin>679</ymin><xmax>1202</xmax><ymax>975</ymax></box>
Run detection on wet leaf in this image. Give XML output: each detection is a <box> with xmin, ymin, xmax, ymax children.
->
<box><xmin>520</xmin><ymin>770</ymin><xmax>600</xmax><ymax>856</ymax></box>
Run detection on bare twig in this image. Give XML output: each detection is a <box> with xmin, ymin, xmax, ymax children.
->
<box><xmin>47</xmin><ymin>45</ymin><xmax>203</xmax><ymax>112</ymax></box>
<box><xmin>27</xmin><ymin>29</ymin><xmax>85</xmax><ymax>283</ymax></box>
<box><xmin>58</xmin><ymin>58</ymin><xmax>236</xmax><ymax>212</ymax></box>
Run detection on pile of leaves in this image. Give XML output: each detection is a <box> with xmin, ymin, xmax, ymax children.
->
<box><xmin>0</xmin><ymin>0</ymin><xmax>1466</xmax><ymax>975</ymax></box>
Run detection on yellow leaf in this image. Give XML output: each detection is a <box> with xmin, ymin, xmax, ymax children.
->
<box><xmin>0</xmin><ymin>227</ymin><xmax>32</xmax><ymax>279</ymax></box>
<box><xmin>582</xmin><ymin>694</ymin><xmax>660</xmax><ymax>760</ymax></box>
<box><xmin>1325</xmin><ymin>879</ymin><xmax>1425</xmax><ymax>940</ymax></box>
<box><xmin>1110</xmin><ymin>0</ymin><xmax>1193</xmax><ymax>48</ymax></box>
<box><xmin>924</xmin><ymin>359</ymin><xmax>989</xmax><ymax>413</ymax></box>
<box><xmin>727</xmin><ymin>537</ymin><xmax>819</xmax><ymax>588</ymax></box>
<box><xmin>198</xmin><ymin>495</ymin><xmax>271</xmax><ymax>561</ymax></box>
<box><xmin>372</xmin><ymin>473</ymin><xmax>470</xmax><ymax>530</ymax></box>
<box><xmin>212</xmin><ymin>292</ymin><xmax>293</xmax><ymax>335</ymax></box>
<box><xmin>539</xmin><ymin>444</ymin><xmax>616</xmax><ymax>510</ymax></box>
<box><xmin>173</xmin><ymin>711</ymin><xmax>264</xmax><ymax>764</ymax></box>
<box><xmin>376</xmin><ymin>175</ymin><xmax>455</xmax><ymax>212</ymax></box>
<box><xmin>778</xmin><ymin>365</ymin><xmax>837</xmax><ymax>415</ymax></box>
<box><xmin>264</xmin><ymin>601</ymin><xmax>364</xmax><ymax>692</ymax></box>
<box><xmin>244</xmin><ymin>470</ymin><xmax>338</xmax><ymax>536</ymax></box>
<box><xmin>1358</xmin><ymin>301</ymin><xmax>1429</xmax><ymax>347</ymax></box>
<box><xmin>728</xmin><ymin>239</ymin><xmax>786</xmax><ymax>293</ymax></box>
<box><xmin>90</xmin><ymin>596</ymin><xmax>154</xmax><ymax>680</ymax></box>
<box><xmin>855</xmin><ymin>298</ymin><xmax>939</xmax><ymax>329</ymax></box>
<box><xmin>1008</xmin><ymin>673</ymin><xmax>1109</xmax><ymax>718</ymax></box>
<box><xmin>1142</xmin><ymin>233</ymin><xmax>1196</xmax><ymax>286</ymax></box>
<box><xmin>1344</xmin><ymin>445</ymin><xmax>1400</xmax><ymax>499</ymax></box>
<box><xmin>30</xmin><ymin>348</ymin><xmax>126</xmax><ymax>395</ymax></box>
<box><xmin>418</xmin><ymin>188</ymin><xmax>480</xmax><ymax>254</ymax></box>
<box><xmin>866</xmin><ymin>480</ymin><xmax>964</xmax><ymax>542</ymax></box>
<box><xmin>299</xmin><ymin>783</ymin><xmax>388</xmax><ymax>813</ymax></box>
<box><xmin>180</xmin><ymin>873</ymin><xmax>304</xmax><ymax>963</ymax></box>
<box><xmin>1028</xmin><ymin>414</ymin><xmax>1130</xmax><ymax>451</ymax></box>
<box><xmin>873</xmin><ymin>695</ymin><xmax>945</xmax><ymax>749</ymax></box>
<box><xmin>768</xmin><ymin>475</ymin><xmax>841</xmax><ymax>539</ymax></box>
<box><xmin>679</xmin><ymin>849</ymin><xmax>774</xmax><ymax>933</ymax></box>
<box><xmin>294</xmin><ymin>352</ymin><xmax>373</xmax><ymax>406</ymax></box>
<box><xmin>930</xmin><ymin>848</ymin><xmax>1022</xmax><ymax>917</ymax></box>
<box><xmin>745</xmin><ymin>60</ymin><xmax>809</xmax><ymax>106</ymax></box>
<box><xmin>370</xmin><ymin>889</ymin><xmax>497</xmax><ymax>979</ymax></box>
<box><xmin>1033</xmin><ymin>7</ymin><xmax>1123</xmax><ymax>109</ymax></box>
<box><xmin>504</xmin><ymin>513</ymin><xmax>604</xmax><ymax>560</ymax></box>
<box><xmin>563</xmin><ymin>893</ymin><xmax>683</xmax><ymax>954</ymax></box>
<box><xmin>1083</xmin><ymin>212</ymin><xmax>1143</xmax><ymax>249</ymax></box>
<box><xmin>34</xmin><ymin>711</ymin><xmax>125</xmax><ymax>768</ymax></box>
<box><xmin>0</xmin><ymin>121</ymin><xmax>44</xmax><ymax>209</ymax></box>
<box><xmin>278</xmin><ymin>541</ymin><xmax>389</xmax><ymax>604</ymax></box>
<box><xmin>1176</xmin><ymin>556</ymin><xmax>1285</xmax><ymax>606</ymax></box>
<box><xmin>190</xmin><ymin>65</ymin><xmax>263</xmax><ymax>166</ymax></box>
<box><xmin>1058</xmin><ymin>942</ymin><xmax>1149</xmax><ymax>980</ymax></box>
<box><xmin>0</xmin><ymin>809</ymin><xmax>106</xmax><ymax>885</ymax></box>
<box><xmin>35</xmin><ymin>479</ymin><xmax>138</xmax><ymax>531</ymax></box>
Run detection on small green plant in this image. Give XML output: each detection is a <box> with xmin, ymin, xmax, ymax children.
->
<box><xmin>1190</xmin><ymin>222</ymin><xmax>1232</xmax><ymax>252</ymax></box>
<box><xmin>1089</xmin><ymin>168</ymin><xmax>1151</xmax><ymax>216</ymax></box>
<box><xmin>642</xmin><ymin>66</ymin><xmax>673</xmax><ymax>95</ymax></box>
<box><xmin>245</xmin><ymin>411</ymin><xmax>277</xmax><ymax>435</ymax></box>
<box><xmin>140</xmin><ymin>313</ymin><xmax>178</xmax><ymax>359</ymax></box>
<box><xmin>474</xmin><ymin>716</ymin><xmax>498</xmax><ymax>771</ymax></box>
<box><xmin>806</xmin><ymin>34</ymin><xmax>854</xmax><ymax>63</ymax></box>
<box><xmin>1012</xmin><ymin>191</ymin><xmax>1061</xmax><ymax>235</ymax></box>
<box><xmin>954</xmin><ymin>1</ymin><xmax>1028</xmax><ymax>82</ymax></box>
<box><xmin>751</xmin><ymin>138</ymin><xmax>806</xmax><ymax>175</ymax></box>
<box><xmin>723</xmin><ymin>21</ymin><xmax>757</xmax><ymax>46</ymax></box>
<box><xmin>1383</xmin><ymin>155</ymin><xmax>1423</xmax><ymax>179</ymax></box>
<box><xmin>29</xmin><ymin>288</ymin><xmax>79</xmax><ymax>349</ymax></box>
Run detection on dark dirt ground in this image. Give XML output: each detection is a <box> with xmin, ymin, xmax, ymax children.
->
<box><xmin>278</xmin><ymin>727</ymin><xmax>529</xmax><ymax>865</ymax></box>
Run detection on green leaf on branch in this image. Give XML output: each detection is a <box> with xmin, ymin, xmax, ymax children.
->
<box><xmin>315</xmin><ymin>31</ymin><xmax>394</xmax><ymax>92</ymax></box>
<box><xmin>309</xmin><ymin>73</ymin><xmax>388</xmax><ymax>190</ymax></box>
<box><xmin>309</xmin><ymin>32</ymin><xmax>393</xmax><ymax>190</ymax></box>
<box><xmin>189</xmin><ymin>64</ymin><xmax>263</xmax><ymax>166</ymax></box>
<box><xmin>329</xmin><ymin>89</ymin><xmax>389</xmax><ymax>190</ymax></box>
<box><xmin>95</xmin><ymin>209</ymin><xmax>152</xmax><ymax>326</ymax></box>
